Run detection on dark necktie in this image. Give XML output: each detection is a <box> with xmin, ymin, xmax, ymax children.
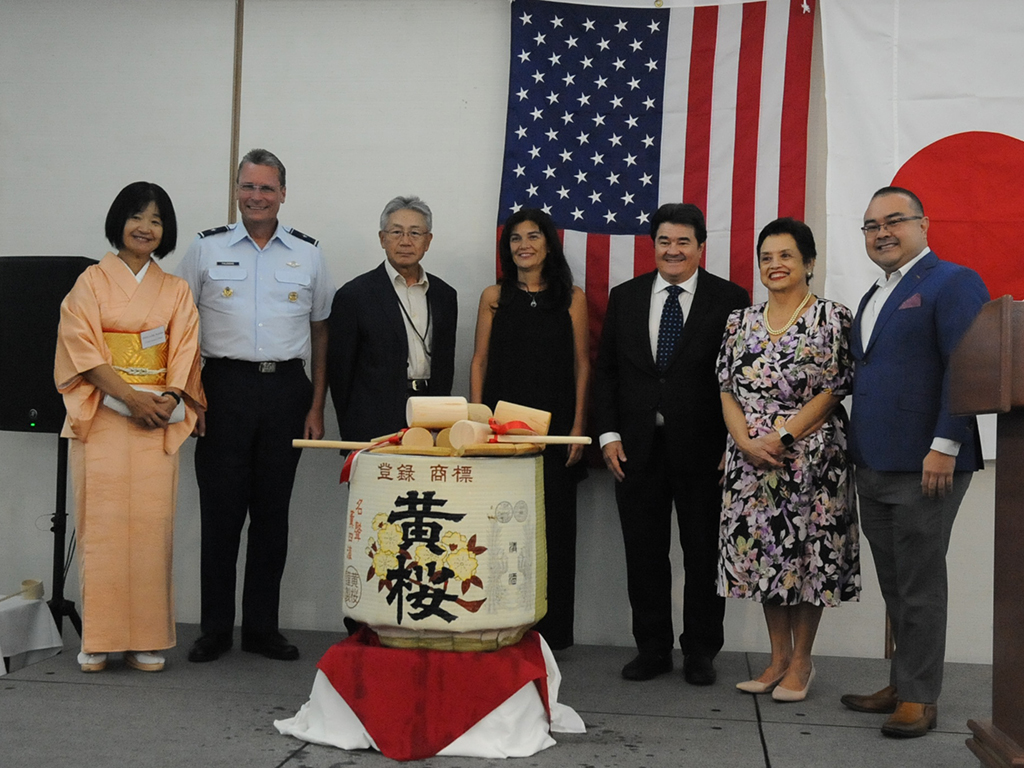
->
<box><xmin>656</xmin><ymin>284</ymin><xmax>684</xmax><ymax>371</ymax></box>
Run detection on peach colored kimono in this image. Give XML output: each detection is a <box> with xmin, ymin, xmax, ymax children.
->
<box><xmin>54</xmin><ymin>254</ymin><xmax>204</xmax><ymax>653</ymax></box>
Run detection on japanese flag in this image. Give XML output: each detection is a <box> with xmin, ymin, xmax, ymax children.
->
<box><xmin>821</xmin><ymin>0</ymin><xmax>1024</xmax><ymax>457</ymax></box>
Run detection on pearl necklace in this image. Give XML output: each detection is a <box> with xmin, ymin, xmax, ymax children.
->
<box><xmin>763</xmin><ymin>292</ymin><xmax>813</xmax><ymax>336</ymax></box>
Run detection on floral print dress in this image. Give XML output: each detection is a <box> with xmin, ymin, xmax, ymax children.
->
<box><xmin>716</xmin><ymin>299</ymin><xmax>860</xmax><ymax>607</ymax></box>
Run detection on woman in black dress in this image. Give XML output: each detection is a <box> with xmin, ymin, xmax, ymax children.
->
<box><xmin>470</xmin><ymin>208</ymin><xmax>589</xmax><ymax>650</ymax></box>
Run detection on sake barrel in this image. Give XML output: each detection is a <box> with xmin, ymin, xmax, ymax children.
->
<box><xmin>343</xmin><ymin>452</ymin><xmax>547</xmax><ymax>651</ymax></box>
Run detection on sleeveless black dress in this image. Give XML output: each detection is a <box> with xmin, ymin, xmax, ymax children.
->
<box><xmin>483</xmin><ymin>286</ymin><xmax>585</xmax><ymax>649</ymax></box>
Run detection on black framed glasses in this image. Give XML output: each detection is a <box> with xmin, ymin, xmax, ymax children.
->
<box><xmin>860</xmin><ymin>216</ymin><xmax>923</xmax><ymax>235</ymax></box>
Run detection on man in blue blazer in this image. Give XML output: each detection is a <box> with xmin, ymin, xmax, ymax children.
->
<box><xmin>842</xmin><ymin>186</ymin><xmax>989</xmax><ymax>738</ymax></box>
<box><xmin>593</xmin><ymin>203</ymin><xmax>749</xmax><ymax>684</ymax></box>
<box><xmin>328</xmin><ymin>196</ymin><xmax>457</xmax><ymax>442</ymax></box>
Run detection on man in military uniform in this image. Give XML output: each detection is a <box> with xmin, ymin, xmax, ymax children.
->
<box><xmin>178</xmin><ymin>148</ymin><xmax>334</xmax><ymax>662</ymax></box>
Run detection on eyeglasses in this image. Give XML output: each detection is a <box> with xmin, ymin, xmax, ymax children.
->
<box><xmin>383</xmin><ymin>229</ymin><xmax>429</xmax><ymax>241</ymax></box>
<box><xmin>860</xmin><ymin>215</ymin><xmax>923</xmax><ymax>235</ymax></box>
<box><xmin>237</xmin><ymin>183</ymin><xmax>280</xmax><ymax>195</ymax></box>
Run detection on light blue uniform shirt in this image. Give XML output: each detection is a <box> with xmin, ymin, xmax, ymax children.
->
<box><xmin>177</xmin><ymin>222</ymin><xmax>334</xmax><ymax>362</ymax></box>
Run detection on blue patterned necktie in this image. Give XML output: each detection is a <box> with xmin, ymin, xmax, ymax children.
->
<box><xmin>656</xmin><ymin>284</ymin><xmax>685</xmax><ymax>371</ymax></box>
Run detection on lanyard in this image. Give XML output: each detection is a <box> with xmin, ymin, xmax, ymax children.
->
<box><xmin>395</xmin><ymin>289</ymin><xmax>432</xmax><ymax>359</ymax></box>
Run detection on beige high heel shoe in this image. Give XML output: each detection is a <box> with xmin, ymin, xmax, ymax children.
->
<box><xmin>772</xmin><ymin>665</ymin><xmax>815</xmax><ymax>702</ymax></box>
<box><xmin>736</xmin><ymin>670</ymin><xmax>786</xmax><ymax>694</ymax></box>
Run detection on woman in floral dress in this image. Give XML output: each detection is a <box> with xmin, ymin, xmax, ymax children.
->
<box><xmin>717</xmin><ymin>218</ymin><xmax>859</xmax><ymax>702</ymax></box>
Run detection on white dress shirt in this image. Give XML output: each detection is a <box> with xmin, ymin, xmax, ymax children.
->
<box><xmin>383</xmin><ymin>259</ymin><xmax>432</xmax><ymax>380</ymax></box>
<box><xmin>859</xmin><ymin>247</ymin><xmax>928</xmax><ymax>344</ymax></box>
<box><xmin>648</xmin><ymin>270</ymin><xmax>698</xmax><ymax>362</ymax></box>
<box><xmin>599</xmin><ymin>270</ymin><xmax>699</xmax><ymax>448</ymax></box>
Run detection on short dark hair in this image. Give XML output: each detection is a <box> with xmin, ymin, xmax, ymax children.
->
<box><xmin>756</xmin><ymin>217</ymin><xmax>817</xmax><ymax>267</ymax></box>
<box><xmin>238</xmin><ymin>148</ymin><xmax>286</xmax><ymax>187</ymax></box>
<box><xmin>497</xmin><ymin>208</ymin><xmax>574</xmax><ymax>309</ymax></box>
<box><xmin>649</xmin><ymin>203</ymin><xmax>707</xmax><ymax>244</ymax></box>
<box><xmin>104</xmin><ymin>181</ymin><xmax>177</xmax><ymax>259</ymax></box>
<box><xmin>871</xmin><ymin>186</ymin><xmax>925</xmax><ymax>216</ymax></box>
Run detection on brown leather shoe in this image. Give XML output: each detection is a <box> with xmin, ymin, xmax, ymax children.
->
<box><xmin>840</xmin><ymin>684</ymin><xmax>898</xmax><ymax>713</ymax></box>
<box><xmin>881</xmin><ymin>702</ymin><xmax>938</xmax><ymax>738</ymax></box>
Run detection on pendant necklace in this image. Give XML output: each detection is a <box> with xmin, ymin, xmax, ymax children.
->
<box><xmin>519</xmin><ymin>281</ymin><xmax>542</xmax><ymax>308</ymax></box>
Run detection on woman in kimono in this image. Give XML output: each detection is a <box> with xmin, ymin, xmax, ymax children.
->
<box><xmin>55</xmin><ymin>181</ymin><xmax>204</xmax><ymax>672</ymax></box>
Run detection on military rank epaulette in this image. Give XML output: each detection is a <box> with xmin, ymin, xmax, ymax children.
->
<box><xmin>198</xmin><ymin>225</ymin><xmax>230</xmax><ymax>238</ymax></box>
<box><xmin>288</xmin><ymin>228</ymin><xmax>319</xmax><ymax>247</ymax></box>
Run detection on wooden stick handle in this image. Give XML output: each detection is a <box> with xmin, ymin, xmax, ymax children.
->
<box><xmin>293</xmin><ymin>439</ymin><xmax>375</xmax><ymax>450</ymax></box>
<box><xmin>495</xmin><ymin>434</ymin><xmax>591</xmax><ymax>444</ymax></box>
<box><xmin>448</xmin><ymin>419</ymin><xmax>590</xmax><ymax>450</ymax></box>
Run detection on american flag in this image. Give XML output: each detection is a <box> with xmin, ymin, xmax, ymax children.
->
<box><xmin>498</xmin><ymin>0</ymin><xmax>816</xmax><ymax>340</ymax></box>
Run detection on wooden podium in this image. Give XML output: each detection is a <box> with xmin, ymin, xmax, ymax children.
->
<box><xmin>950</xmin><ymin>296</ymin><xmax>1024</xmax><ymax>767</ymax></box>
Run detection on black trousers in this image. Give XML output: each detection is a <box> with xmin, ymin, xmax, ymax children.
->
<box><xmin>531</xmin><ymin>448</ymin><xmax>581</xmax><ymax>650</ymax></box>
<box><xmin>615</xmin><ymin>429</ymin><xmax>725</xmax><ymax>658</ymax></box>
<box><xmin>194</xmin><ymin>358</ymin><xmax>311</xmax><ymax>637</ymax></box>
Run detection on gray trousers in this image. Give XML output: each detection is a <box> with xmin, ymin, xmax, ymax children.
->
<box><xmin>855</xmin><ymin>466</ymin><xmax>972</xmax><ymax>704</ymax></box>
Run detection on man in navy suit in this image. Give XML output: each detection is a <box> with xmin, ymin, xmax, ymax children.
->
<box><xmin>593</xmin><ymin>203</ymin><xmax>749</xmax><ymax>684</ymax></box>
<box><xmin>841</xmin><ymin>186</ymin><xmax>989</xmax><ymax>738</ymax></box>
<box><xmin>328</xmin><ymin>196</ymin><xmax>457</xmax><ymax>441</ymax></box>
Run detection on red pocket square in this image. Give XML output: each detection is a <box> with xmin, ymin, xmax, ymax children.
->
<box><xmin>899</xmin><ymin>293</ymin><xmax>922</xmax><ymax>309</ymax></box>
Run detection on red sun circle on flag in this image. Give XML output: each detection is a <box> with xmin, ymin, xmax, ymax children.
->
<box><xmin>892</xmin><ymin>131</ymin><xmax>1024</xmax><ymax>300</ymax></box>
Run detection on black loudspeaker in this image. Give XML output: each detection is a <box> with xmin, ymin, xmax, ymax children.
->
<box><xmin>0</xmin><ymin>256</ymin><xmax>97</xmax><ymax>434</ymax></box>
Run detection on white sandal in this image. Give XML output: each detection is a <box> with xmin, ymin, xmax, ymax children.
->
<box><xmin>77</xmin><ymin>651</ymin><xmax>107</xmax><ymax>672</ymax></box>
<box><xmin>125</xmin><ymin>651</ymin><xmax>165</xmax><ymax>672</ymax></box>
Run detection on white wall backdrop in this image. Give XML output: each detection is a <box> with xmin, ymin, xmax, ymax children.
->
<box><xmin>0</xmin><ymin>0</ymin><xmax>995</xmax><ymax>664</ymax></box>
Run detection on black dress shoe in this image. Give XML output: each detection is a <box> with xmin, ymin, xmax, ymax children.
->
<box><xmin>241</xmin><ymin>631</ymin><xmax>299</xmax><ymax>661</ymax></box>
<box><xmin>188</xmin><ymin>633</ymin><xmax>232</xmax><ymax>663</ymax></box>
<box><xmin>683</xmin><ymin>655</ymin><xmax>717</xmax><ymax>686</ymax></box>
<box><xmin>621</xmin><ymin>653</ymin><xmax>673</xmax><ymax>681</ymax></box>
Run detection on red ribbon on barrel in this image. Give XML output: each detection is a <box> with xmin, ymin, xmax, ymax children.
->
<box><xmin>340</xmin><ymin>429</ymin><xmax>408</xmax><ymax>483</ymax></box>
<box><xmin>487</xmin><ymin>418</ymin><xmax>535</xmax><ymax>442</ymax></box>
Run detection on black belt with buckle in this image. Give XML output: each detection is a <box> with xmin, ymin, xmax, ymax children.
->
<box><xmin>205</xmin><ymin>358</ymin><xmax>304</xmax><ymax>374</ymax></box>
<box><xmin>408</xmin><ymin>378</ymin><xmax>430</xmax><ymax>393</ymax></box>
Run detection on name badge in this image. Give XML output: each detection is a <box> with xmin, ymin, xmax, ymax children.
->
<box><xmin>140</xmin><ymin>326</ymin><xmax>167</xmax><ymax>349</ymax></box>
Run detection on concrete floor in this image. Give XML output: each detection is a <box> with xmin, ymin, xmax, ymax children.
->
<box><xmin>2</xmin><ymin>623</ymin><xmax>990</xmax><ymax>768</ymax></box>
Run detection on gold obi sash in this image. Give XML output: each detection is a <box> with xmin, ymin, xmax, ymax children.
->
<box><xmin>103</xmin><ymin>330</ymin><xmax>168</xmax><ymax>385</ymax></box>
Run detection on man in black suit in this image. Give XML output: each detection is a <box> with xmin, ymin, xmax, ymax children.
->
<box><xmin>328</xmin><ymin>196</ymin><xmax>457</xmax><ymax>441</ymax></box>
<box><xmin>593</xmin><ymin>203</ymin><xmax>750</xmax><ymax>684</ymax></box>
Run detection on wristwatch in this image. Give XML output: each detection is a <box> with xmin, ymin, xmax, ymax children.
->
<box><xmin>778</xmin><ymin>427</ymin><xmax>795</xmax><ymax>447</ymax></box>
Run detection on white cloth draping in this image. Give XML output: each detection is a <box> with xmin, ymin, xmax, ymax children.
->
<box><xmin>275</xmin><ymin>634</ymin><xmax>585</xmax><ymax>758</ymax></box>
<box><xmin>0</xmin><ymin>597</ymin><xmax>63</xmax><ymax>676</ymax></box>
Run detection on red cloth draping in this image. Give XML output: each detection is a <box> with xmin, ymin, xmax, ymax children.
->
<box><xmin>316</xmin><ymin>627</ymin><xmax>550</xmax><ymax>761</ymax></box>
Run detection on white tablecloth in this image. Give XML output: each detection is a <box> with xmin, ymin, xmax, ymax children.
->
<box><xmin>0</xmin><ymin>596</ymin><xmax>64</xmax><ymax>675</ymax></box>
